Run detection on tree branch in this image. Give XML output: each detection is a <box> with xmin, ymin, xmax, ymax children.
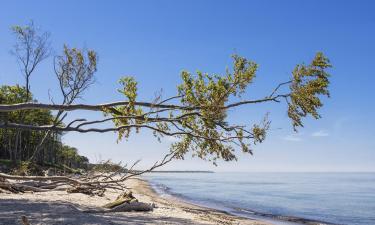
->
<box><xmin>0</xmin><ymin>94</ymin><xmax>289</xmax><ymax>112</ymax></box>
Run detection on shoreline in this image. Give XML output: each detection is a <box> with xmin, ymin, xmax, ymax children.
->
<box><xmin>0</xmin><ymin>176</ymin><xmax>271</xmax><ymax>225</ymax></box>
<box><xmin>143</xmin><ymin>177</ymin><xmax>334</xmax><ymax>225</ymax></box>
<box><xmin>0</xmin><ymin>176</ymin><xmax>335</xmax><ymax>225</ymax></box>
<box><xmin>129</xmin><ymin>177</ymin><xmax>273</xmax><ymax>225</ymax></box>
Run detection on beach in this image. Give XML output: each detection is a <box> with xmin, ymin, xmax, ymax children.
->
<box><xmin>0</xmin><ymin>177</ymin><xmax>271</xmax><ymax>225</ymax></box>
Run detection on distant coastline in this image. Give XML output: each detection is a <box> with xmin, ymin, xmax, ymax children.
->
<box><xmin>147</xmin><ymin>170</ymin><xmax>214</xmax><ymax>173</ymax></box>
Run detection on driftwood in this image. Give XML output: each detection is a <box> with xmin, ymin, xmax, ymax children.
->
<box><xmin>0</xmin><ymin>186</ymin><xmax>13</xmax><ymax>194</ymax></box>
<box><xmin>67</xmin><ymin>185</ymin><xmax>105</xmax><ymax>197</ymax></box>
<box><xmin>103</xmin><ymin>191</ymin><xmax>137</xmax><ymax>208</ymax></box>
<box><xmin>0</xmin><ymin>150</ymin><xmax>176</xmax><ymax>196</ymax></box>
<box><xmin>0</xmin><ymin>175</ymin><xmax>107</xmax><ymax>196</ymax></box>
<box><xmin>83</xmin><ymin>191</ymin><xmax>154</xmax><ymax>213</ymax></box>
<box><xmin>0</xmin><ymin>154</ymin><xmax>173</xmax><ymax>216</ymax></box>
<box><xmin>0</xmin><ymin>181</ymin><xmax>49</xmax><ymax>193</ymax></box>
<box><xmin>108</xmin><ymin>201</ymin><xmax>154</xmax><ymax>212</ymax></box>
<box><xmin>83</xmin><ymin>201</ymin><xmax>154</xmax><ymax>213</ymax></box>
<box><xmin>0</xmin><ymin>172</ymin><xmax>158</xmax><ymax>217</ymax></box>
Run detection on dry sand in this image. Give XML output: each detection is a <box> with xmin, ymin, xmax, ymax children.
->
<box><xmin>0</xmin><ymin>177</ymin><xmax>272</xmax><ymax>225</ymax></box>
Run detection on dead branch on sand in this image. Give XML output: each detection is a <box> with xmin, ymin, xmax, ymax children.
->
<box><xmin>0</xmin><ymin>151</ymin><xmax>176</xmax><ymax>212</ymax></box>
<box><xmin>0</xmin><ymin>150</ymin><xmax>175</xmax><ymax>195</ymax></box>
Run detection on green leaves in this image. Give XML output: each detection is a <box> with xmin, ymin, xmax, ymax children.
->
<box><xmin>178</xmin><ymin>54</ymin><xmax>257</xmax><ymax>107</ymax></box>
<box><xmin>118</xmin><ymin>77</ymin><xmax>138</xmax><ymax>103</ymax></box>
<box><xmin>0</xmin><ymin>85</ymin><xmax>53</xmax><ymax>125</ymax></box>
<box><xmin>106</xmin><ymin>53</ymin><xmax>331</xmax><ymax>166</ymax></box>
<box><xmin>231</xmin><ymin>54</ymin><xmax>258</xmax><ymax>95</ymax></box>
<box><xmin>171</xmin><ymin>55</ymin><xmax>259</xmax><ymax>164</ymax></box>
<box><xmin>55</xmin><ymin>45</ymin><xmax>97</xmax><ymax>101</ymax></box>
<box><xmin>109</xmin><ymin>76</ymin><xmax>144</xmax><ymax>141</ymax></box>
<box><xmin>288</xmin><ymin>52</ymin><xmax>331</xmax><ymax>130</ymax></box>
<box><xmin>61</xmin><ymin>44</ymin><xmax>97</xmax><ymax>84</ymax></box>
<box><xmin>177</xmin><ymin>55</ymin><xmax>258</xmax><ymax>126</ymax></box>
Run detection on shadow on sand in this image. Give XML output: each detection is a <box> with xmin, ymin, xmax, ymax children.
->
<box><xmin>0</xmin><ymin>199</ymin><xmax>203</xmax><ymax>225</ymax></box>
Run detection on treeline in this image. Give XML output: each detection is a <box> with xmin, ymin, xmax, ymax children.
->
<box><xmin>0</xmin><ymin>85</ymin><xmax>89</xmax><ymax>171</ymax></box>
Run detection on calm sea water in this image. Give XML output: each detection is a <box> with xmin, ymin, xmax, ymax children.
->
<box><xmin>144</xmin><ymin>172</ymin><xmax>375</xmax><ymax>225</ymax></box>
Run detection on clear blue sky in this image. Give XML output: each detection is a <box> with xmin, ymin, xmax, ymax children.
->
<box><xmin>1</xmin><ymin>0</ymin><xmax>374</xmax><ymax>172</ymax></box>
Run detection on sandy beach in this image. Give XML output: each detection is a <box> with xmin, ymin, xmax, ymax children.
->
<box><xmin>0</xmin><ymin>177</ymin><xmax>272</xmax><ymax>225</ymax></box>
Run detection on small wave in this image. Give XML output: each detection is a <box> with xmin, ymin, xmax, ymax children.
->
<box><xmin>153</xmin><ymin>183</ymin><xmax>171</xmax><ymax>192</ymax></box>
<box><xmin>150</xmin><ymin>182</ymin><xmax>191</xmax><ymax>201</ymax></box>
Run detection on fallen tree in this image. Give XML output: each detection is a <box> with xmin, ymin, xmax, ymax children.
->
<box><xmin>0</xmin><ymin>156</ymin><xmax>168</xmax><ymax>212</ymax></box>
<box><xmin>0</xmin><ymin>52</ymin><xmax>331</xmax><ymax>195</ymax></box>
<box><xmin>1</xmin><ymin>51</ymin><xmax>331</xmax><ymax>164</ymax></box>
<box><xmin>0</xmin><ymin>149</ymin><xmax>176</xmax><ymax>196</ymax></box>
<box><xmin>0</xmin><ymin>22</ymin><xmax>332</xmax><ymax>213</ymax></box>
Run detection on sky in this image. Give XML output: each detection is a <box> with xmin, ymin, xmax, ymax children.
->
<box><xmin>0</xmin><ymin>0</ymin><xmax>374</xmax><ymax>172</ymax></box>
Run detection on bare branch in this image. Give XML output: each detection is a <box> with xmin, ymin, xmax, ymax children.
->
<box><xmin>268</xmin><ymin>81</ymin><xmax>292</xmax><ymax>98</ymax></box>
<box><xmin>0</xmin><ymin>121</ymin><xmax>252</xmax><ymax>143</ymax></box>
<box><xmin>11</xmin><ymin>21</ymin><xmax>51</xmax><ymax>100</ymax></box>
<box><xmin>0</xmin><ymin>94</ymin><xmax>289</xmax><ymax>112</ymax></box>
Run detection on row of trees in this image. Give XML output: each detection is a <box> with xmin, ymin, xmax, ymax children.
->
<box><xmin>0</xmin><ymin>85</ymin><xmax>88</xmax><ymax>170</ymax></box>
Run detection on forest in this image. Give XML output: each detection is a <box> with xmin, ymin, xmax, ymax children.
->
<box><xmin>0</xmin><ymin>84</ymin><xmax>89</xmax><ymax>173</ymax></box>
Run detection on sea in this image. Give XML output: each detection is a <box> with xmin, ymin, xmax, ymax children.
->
<box><xmin>143</xmin><ymin>172</ymin><xmax>375</xmax><ymax>225</ymax></box>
